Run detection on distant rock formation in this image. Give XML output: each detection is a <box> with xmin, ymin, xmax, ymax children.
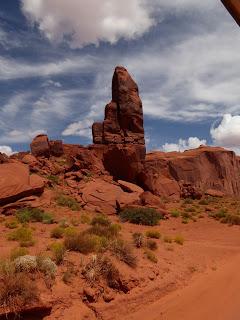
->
<box><xmin>91</xmin><ymin>66</ymin><xmax>146</xmax><ymax>183</ymax></box>
<box><xmin>139</xmin><ymin>146</ymin><xmax>240</xmax><ymax>199</ymax></box>
<box><xmin>30</xmin><ymin>134</ymin><xmax>64</xmax><ymax>158</ymax></box>
<box><xmin>92</xmin><ymin>66</ymin><xmax>145</xmax><ymax>146</ymax></box>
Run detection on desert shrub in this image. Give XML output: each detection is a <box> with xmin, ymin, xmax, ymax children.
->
<box><xmin>56</xmin><ymin>194</ymin><xmax>80</xmax><ymax>211</ymax></box>
<box><xmin>120</xmin><ymin>207</ymin><xmax>162</xmax><ymax>226</ymax></box>
<box><xmin>145</xmin><ymin>230</ymin><xmax>161</xmax><ymax>239</ymax></box>
<box><xmin>5</xmin><ymin>219</ymin><xmax>18</xmax><ymax>229</ymax></box>
<box><xmin>91</xmin><ymin>215</ymin><xmax>111</xmax><ymax>227</ymax></box>
<box><xmin>182</xmin><ymin>218</ymin><xmax>189</xmax><ymax>224</ymax></box>
<box><xmin>219</xmin><ymin>214</ymin><xmax>240</xmax><ymax>225</ymax></box>
<box><xmin>14</xmin><ymin>255</ymin><xmax>37</xmax><ymax>273</ymax></box>
<box><xmin>36</xmin><ymin>255</ymin><xmax>57</xmax><ymax>278</ymax></box>
<box><xmin>132</xmin><ymin>233</ymin><xmax>144</xmax><ymax>248</ymax></box>
<box><xmin>80</xmin><ymin>213</ymin><xmax>91</xmax><ymax>224</ymax></box>
<box><xmin>88</xmin><ymin>223</ymin><xmax>121</xmax><ymax>239</ymax></box>
<box><xmin>83</xmin><ymin>255</ymin><xmax>120</xmax><ymax>289</ymax></box>
<box><xmin>47</xmin><ymin>175</ymin><xmax>59</xmax><ymax>185</ymax></box>
<box><xmin>183</xmin><ymin>198</ymin><xmax>193</xmax><ymax>205</ymax></box>
<box><xmin>0</xmin><ymin>265</ymin><xmax>38</xmax><ymax>312</ymax></box>
<box><xmin>111</xmin><ymin>239</ymin><xmax>137</xmax><ymax>268</ymax></box>
<box><xmin>58</xmin><ymin>218</ymin><xmax>69</xmax><ymax>228</ymax></box>
<box><xmin>51</xmin><ymin>226</ymin><xmax>65</xmax><ymax>239</ymax></box>
<box><xmin>50</xmin><ymin>242</ymin><xmax>66</xmax><ymax>265</ymax></box>
<box><xmin>10</xmin><ymin>247</ymin><xmax>29</xmax><ymax>261</ymax></box>
<box><xmin>8</xmin><ymin>226</ymin><xmax>34</xmax><ymax>247</ymax></box>
<box><xmin>64</xmin><ymin>232</ymin><xmax>102</xmax><ymax>254</ymax></box>
<box><xmin>16</xmin><ymin>208</ymin><xmax>54</xmax><ymax>224</ymax></box>
<box><xmin>163</xmin><ymin>235</ymin><xmax>172</xmax><ymax>243</ymax></box>
<box><xmin>212</xmin><ymin>209</ymin><xmax>228</xmax><ymax>220</ymax></box>
<box><xmin>181</xmin><ymin>211</ymin><xmax>191</xmax><ymax>219</ymax></box>
<box><xmin>184</xmin><ymin>207</ymin><xmax>196</xmax><ymax>213</ymax></box>
<box><xmin>64</xmin><ymin>226</ymin><xmax>77</xmax><ymax>237</ymax></box>
<box><xmin>170</xmin><ymin>210</ymin><xmax>181</xmax><ymax>218</ymax></box>
<box><xmin>145</xmin><ymin>250</ymin><xmax>158</xmax><ymax>263</ymax></box>
<box><xmin>146</xmin><ymin>239</ymin><xmax>158</xmax><ymax>251</ymax></box>
<box><xmin>199</xmin><ymin>199</ymin><xmax>209</xmax><ymax>205</ymax></box>
<box><xmin>174</xmin><ymin>235</ymin><xmax>185</xmax><ymax>245</ymax></box>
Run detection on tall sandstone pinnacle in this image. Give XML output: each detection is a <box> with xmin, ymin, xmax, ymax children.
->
<box><xmin>92</xmin><ymin>66</ymin><xmax>145</xmax><ymax>146</ymax></box>
<box><xmin>92</xmin><ymin>66</ymin><xmax>146</xmax><ymax>183</ymax></box>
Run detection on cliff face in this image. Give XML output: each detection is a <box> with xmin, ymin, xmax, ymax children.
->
<box><xmin>140</xmin><ymin>146</ymin><xmax>240</xmax><ymax>198</ymax></box>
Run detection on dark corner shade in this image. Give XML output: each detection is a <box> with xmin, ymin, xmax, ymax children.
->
<box><xmin>221</xmin><ymin>0</ymin><xmax>240</xmax><ymax>26</ymax></box>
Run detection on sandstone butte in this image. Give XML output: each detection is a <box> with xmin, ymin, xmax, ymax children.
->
<box><xmin>1</xmin><ymin>66</ymin><xmax>240</xmax><ymax>319</ymax></box>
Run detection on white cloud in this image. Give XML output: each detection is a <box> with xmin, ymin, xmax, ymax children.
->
<box><xmin>0</xmin><ymin>145</ymin><xmax>15</xmax><ymax>156</ymax></box>
<box><xmin>0</xmin><ymin>129</ymin><xmax>47</xmax><ymax>144</ymax></box>
<box><xmin>210</xmin><ymin>114</ymin><xmax>240</xmax><ymax>154</ymax></box>
<box><xmin>162</xmin><ymin>137</ymin><xmax>206</xmax><ymax>152</ymax></box>
<box><xmin>62</xmin><ymin>119</ymin><xmax>93</xmax><ymax>139</ymax></box>
<box><xmin>21</xmin><ymin>0</ymin><xmax>154</xmax><ymax>48</ymax></box>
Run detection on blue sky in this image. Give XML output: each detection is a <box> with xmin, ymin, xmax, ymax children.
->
<box><xmin>0</xmin><ymin>0</ymin><xmax>240</xmax><ymax>155</ymax></box>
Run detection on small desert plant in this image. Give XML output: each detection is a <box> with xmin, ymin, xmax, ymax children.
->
<box><xmin>80</xmin><ymin>213</ymin><xmax>91</xmax><ymax>224</ymax></box>
<box><xmin>145</xmin><ymin>250</ymin><xmax>158</xmax><ymax>263</ymax></box>
<box><xmin>132</xmin><ymin>233</ymin><xmax>144</xmax><ymax>248</ymax></box>
<box><xmin>183</xmin><ymin>198</ymin><xmax>193</xmax><ymax>205</ymax></box>
<box><xmin>51</xmin><ymin>226</ymin><xmax>65</xmax><ymax>239</ymax></box>
<box><xmin>47</xmin><ymin>174</ymin><xmax>59</xmax><ymax>184</ymax></box>
<box><xmin>36</xmin><ymin>255</ymin><xmax>57</xmax><ymax>278</ymax></box>
<box><xmin>163</xmin><ymin>235</ymin><xmax>173</xmax><ymax>243</ymax></box>
<box><xmin>58</xmin><ymin>218</ymin><xmax>69</xmax><ymax>228</ymax></box>
<box><xmin>120</xmin><ymin>207</ymin><xmax>162</xmax><ymax>226</ymax></box>
<box><xmin>64</xmin><ymin>226</ymin><xmax>77</xmax><ymax>237</ymax></box>
<box><xmin>64</xmin><ymin>232</ymin><xmax>102</xmax><ymax>254</ymax></box>
<box><xmin>50</xmin><ymin>242</ymin><xmax>66</xmax><ymax>265</ymax></box>
<box><xmin>14</xmin><ymin>255</ymin><xmax>38</xmax><ymax>273</ymax></box>
<box><xmin>111</xmin><ymin>239</ymin><xmax>137</xmax><ymax>268</ymax></box>
<box><xmin>8</xmin><ymin>226</ymin><xmax>34</xmax><ymax>247</ymax></box>
<box><xmin>170</xmin><ymin>209</ymin><xmax>181</xmax><ymax>218</ymax></box>
<box><xmin>5</xmin><ymin>219</ymin><xmax>18</xmax><ymax>229</ymax></box>
<box><xmin>56</xmin><ymin>194</ymin><xmax>80</xmax><ymax>211</ymax></box>
<box><xmin>174</xmin><ymin>235</ymin><xmax>185</xmax><ymax>245</ymax></box>
<box><xmin>199</xmin><ymin>199</ymin><xmax>209</xmax><ymax>205</ymax></box>
<box><xmin>146</xmin><ymin>239</ymin><xmax>158</xmax><ymax>251</ymax></box>
<box><xmin>10</xmin><ymin>247</ymin><xmax>29</xmax><ymax>261</ymax></box>
<box><xmin>0</xmin><ymin>263</ymin><xmax>39</xmax><ymax>312</ymax></box>
<box><xmin>91</xmin><ymin>215</ymin><xmax>111</xmax><ymax>227</ymax></box>
<box><xmin>145</xmin><ymin>230</ymin><xmax>161</xmax><ymax>239</ymax></box>
<box><xmin>184</xmin><ymin>207</ymin><xmax>196</xmax><ymax>213</ymax></box>
<box><xmin>16</xmin><ymin>208</ymin><xmax>54</xmax><ymax>224</ymax></box>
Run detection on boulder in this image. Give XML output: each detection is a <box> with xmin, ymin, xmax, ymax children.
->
<box><xmin>80</xmin><ymin>178</ymin><xmax>140</xmax><ymax>215</ymax></box>
<box><xmin>205</xmin><ymin>189</ymin><xmax>225</xmax><ymax>198</ymax></box>
<box><xmin>30</xmin><ymin>134</ymin><xmax>50</xmax><ymax>157</ymax></box>
<box><xmin>49</xmin><ymin>140</ymin><xmax>64</xmax><ymax>157</ymax></box>
<box><xmin>0</xmin><ymin>163</ymin><xmax>45</xmax><ymax>206</ymax></box>
<box><xmin>140</xmin><ymin>191</ymin><xmax>165</xmax><ymax>209</ymax></box>
<box><xmin>118</xmin><ymin>180</ymin><xmax>144</xmax><ymax>194</ymax></box>
<box><xmin>22</xmin><ymin>154</ymin><xmax>38</xmax><ymax>166</ymax></box>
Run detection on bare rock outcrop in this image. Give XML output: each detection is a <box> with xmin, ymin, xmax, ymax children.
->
<box><xmin>140</xmin><ymin>146</ymin><xmax>240</xmax><ymax>199</ymax></box>
<box><xmin>30</xmin><ymin>134</ymin><xmax>64</xmax><ymax>158</ymax></box>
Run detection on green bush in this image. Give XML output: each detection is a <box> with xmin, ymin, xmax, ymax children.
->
<box><xmin>56</xmin><ymin>194</ymin><xmax>80</xmax><ymax>211</ymax></box>
<box><xmin>91</xmin><ymin>215</ymin><xmax>111</xmax><ymax>227</ymax></box>
<box><xmin>111</xmin><ymin>239</ymin><xmax>137</xmax><ymax>268</ymax></box>
<box><xmin>146</xmin><ymin>239</ymin><xmax>158</xmax><ymax>251</ymax></box>
<box><xmin>80</xmin><ymin>213</ymin><xmax>91</xmax><ymax>224</ymax></box>
<box><xmin>51</xmin><ymin>226</ymin><xmax>65</xmax><ymax>239</ymax></box>
<box><xmin>145</xmin><ymin>230</ymin><xmax>161</xmax><ymax>239</ymax></box>
<box><xmin>183</xmin><ymin>198</ymin><xmax>193</xmax><ymax>205</ymax></box>
<box><xmin>47</xmin><ymin>175</ymin><xmax>59</xmax><ymax>185</ymax></box>
<box><xmin>145</xmin><ymin>250</ymin><xmax>158</xmax><ymax>263</ymax></box>
<box><xmin>120</xmin><ymin>207</ymin><xmax>162</xmax><ymax>226</ymax></box>
<box><xmin>132</xmin><ymin>233</ymin><xmax>144</xmax><ymax>248</ymax></box>
<box><xmin>8</xmin><ymin>227</ymin><xmax>34</xmax><ymax>247</ymax></box>
<box><xmin>10</xmin><ymin>247</ymin><xmax>29</xmax><ymax>261</ymax></box>
<box><xmin>36</xmin><ymin>255</ymin><xmax>57</xmax><ymax>278</ymax></box>
<box><xmin>16</xmin><ymin>208</ymin><xmax>54</xmax><ymax>224</ymax></box>
<box><xmin>50</xmin><ymin>242</ymin><xmax>66</xmax><ymax>265</ymax></box>
<box><xmin>170</xmin><ymin>209</ymin><xmax>181</xmax><ymax>218</ymax></box>
<box><xmin>5</xmin><ymin>219</ymin><xmax>18</xmax><ymax>229</ymax></box>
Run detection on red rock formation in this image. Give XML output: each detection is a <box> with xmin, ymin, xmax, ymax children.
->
<box><xmin>30</xmin><ymin>134</ymin><xmax>64</xmax><ymax>158</ymax></box>
<box><xmin>91</xmin><ymin>66</ymin><xmax>146</xmax><ymax>183</ymax></box>
<box><xmin>140</xmin><ymin>146</ymin><xmax>240</xmax><ymax>199</ymax></box>
<box><xmin>0</xmin><ymin>163</ymin><xmax>45</xmax><ymax>206</ymax></box>
<box><xmin>92</xmin><ymin>66</ymin><xmax>145</xmax><ymax>145</ymax></box>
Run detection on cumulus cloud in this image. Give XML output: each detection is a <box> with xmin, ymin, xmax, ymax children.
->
<box><xmin>210</xmin><ymin>114</ymin><xmax>240</xmax><ymax>154</ymax></box>
<box><xmin>21</xmin><ymin>0</ymin><xmax>154</xmax><ymax>47</ymax></box>
<box><xmin>162</xmin><ymin>137</ymin><xmax>206</xmax><ymax>152</ymax></box>
<box><xmin>62</xmin><ymin>119</ymin><xmax>93</xmax><ymax>139</ymax></box>
<box><xmin>0</xmin><ymin>145</ymin><xmax>15</xmax><ymax>156</ymax></box>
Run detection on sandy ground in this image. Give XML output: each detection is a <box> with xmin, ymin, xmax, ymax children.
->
<box><xmin>126</xmin><ymin>253</ymin><xmax>240</xmax><ymax>320</ymax></box>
